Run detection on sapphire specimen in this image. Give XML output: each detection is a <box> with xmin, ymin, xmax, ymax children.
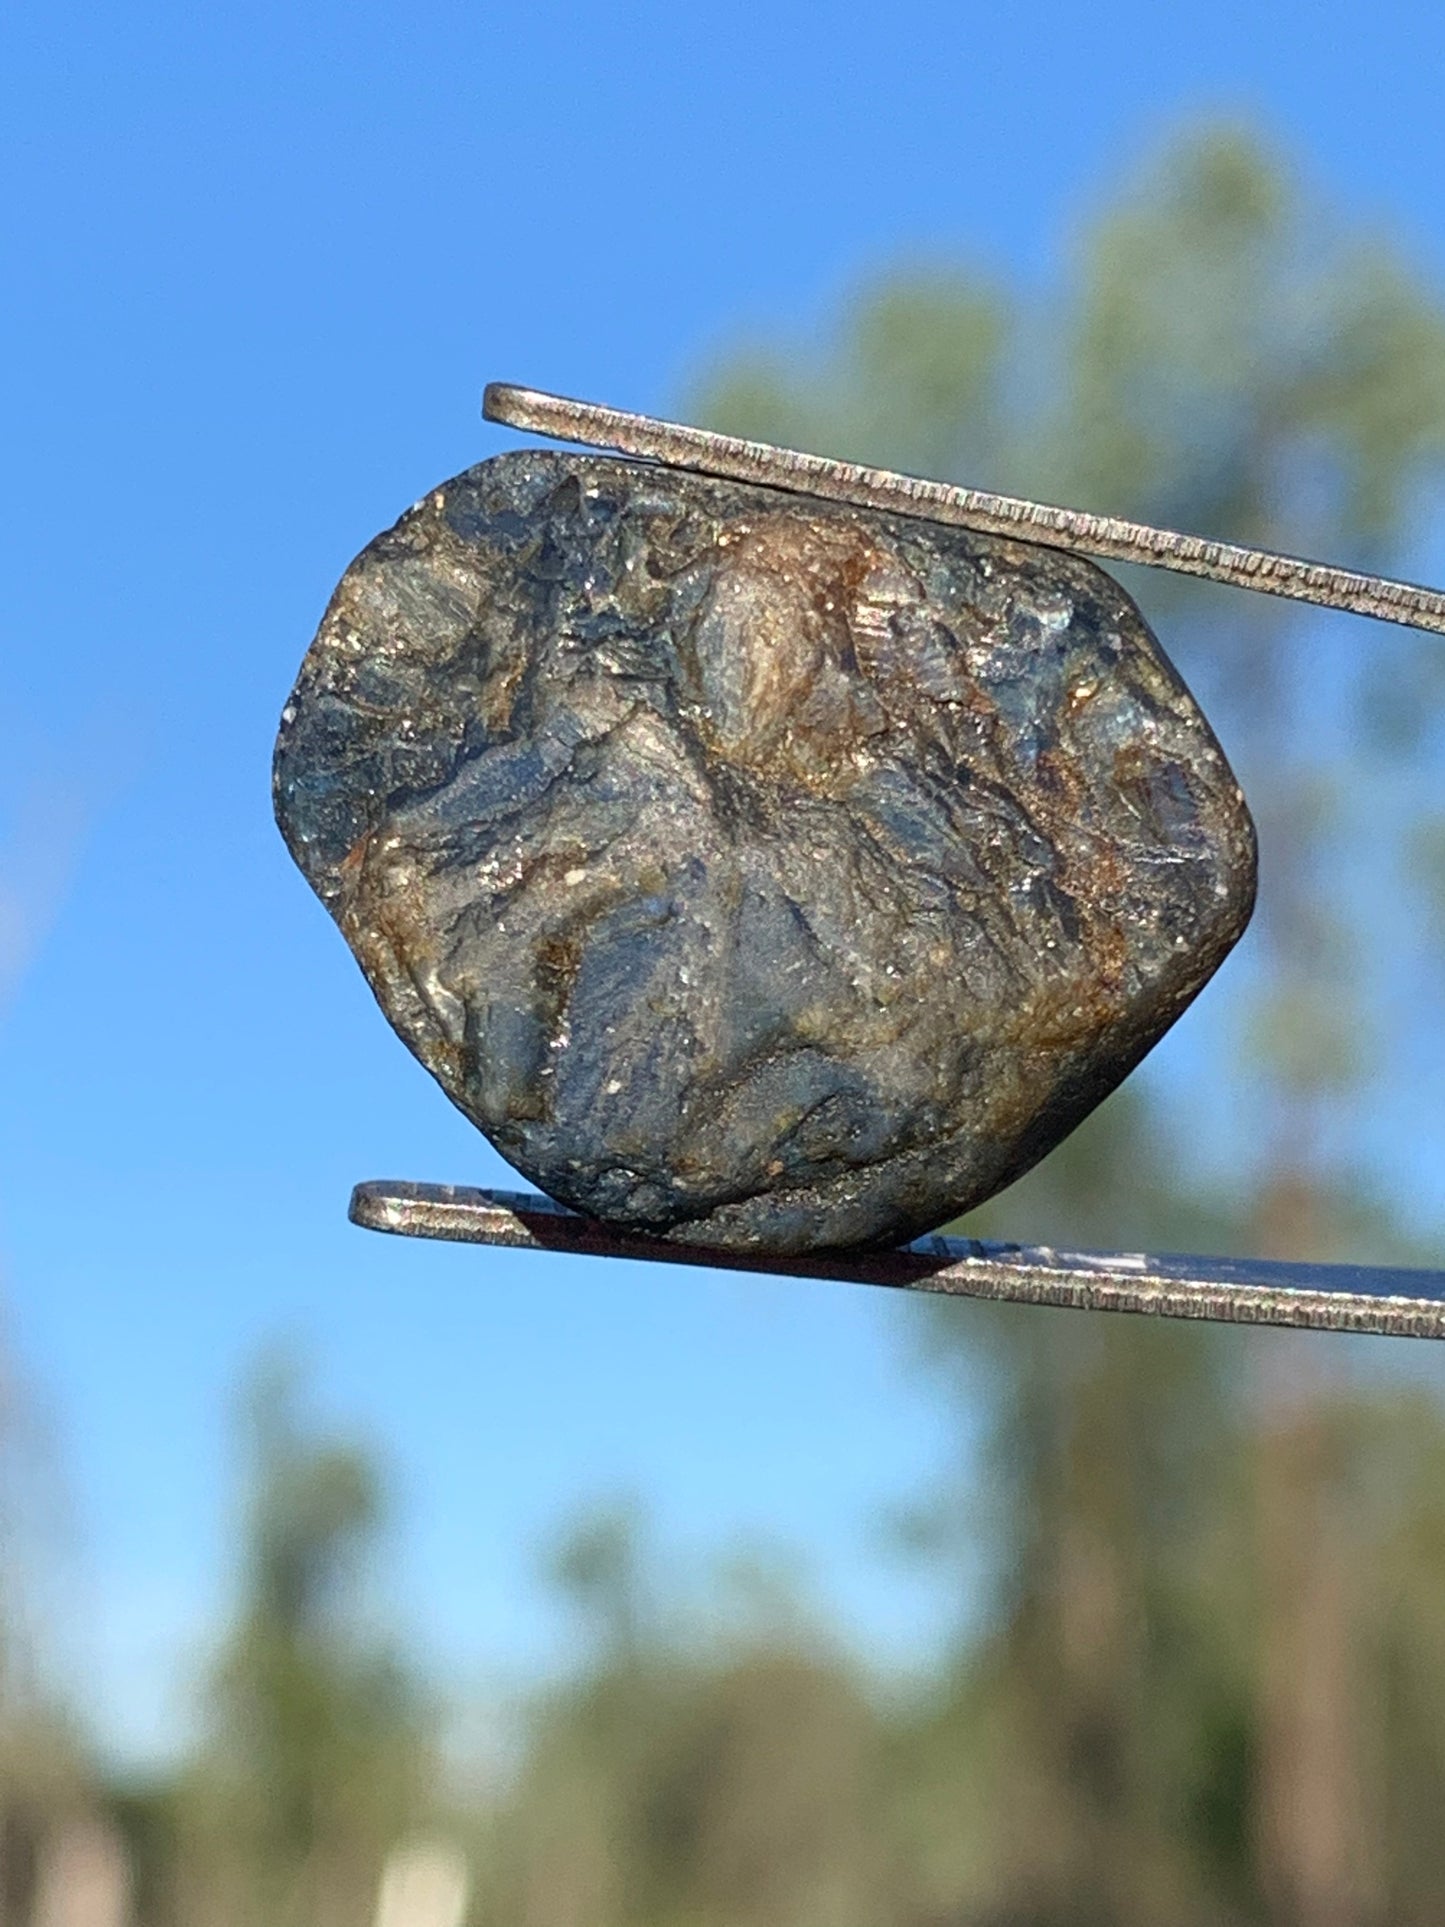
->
<box><xmin>275</xmin><ymin>451</ymin><xmax>1255</xmax><ymax>1252</ymax></box>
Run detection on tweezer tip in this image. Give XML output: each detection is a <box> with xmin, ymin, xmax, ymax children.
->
<box><xmin>483</xmin><ymin>381</ymin><xmax>542</xmax><ymax>427</ymax></box>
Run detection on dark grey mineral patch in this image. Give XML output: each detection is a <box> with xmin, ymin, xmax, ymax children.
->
<box><xmin>275</xmin><ymin>450</ymin><xmax>1256</xmax><ymax>1253</ymax></box>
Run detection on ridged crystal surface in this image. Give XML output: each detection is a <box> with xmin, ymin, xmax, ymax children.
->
<box><xmin>275</xmin><ymin>452</ymin><xmax>1255</xmax><ymax>1252</ymax></box>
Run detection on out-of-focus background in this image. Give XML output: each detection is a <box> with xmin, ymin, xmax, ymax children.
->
<box><xmin>6</xmin><ymin>1</ymin><xmax>1445</xmax><ymax>1921</ymax></box>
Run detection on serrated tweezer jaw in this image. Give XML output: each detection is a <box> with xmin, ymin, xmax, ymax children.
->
<box><xmin>483</xmin><ymin>383</ymin><xmax>1445</xmax><ymax>637</ymax></box>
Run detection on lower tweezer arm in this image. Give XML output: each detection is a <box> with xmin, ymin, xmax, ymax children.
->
<box><xmin>350</xmin><ymin>1182</ymin><xmax>1445</xmax><ymax>1342</ymax></box>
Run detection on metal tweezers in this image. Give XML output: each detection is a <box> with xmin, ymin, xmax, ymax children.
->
<box><xmin>347</xmin><ymin>384</ymin><xmax>1445</xmax><ymax>1340</ymax></box>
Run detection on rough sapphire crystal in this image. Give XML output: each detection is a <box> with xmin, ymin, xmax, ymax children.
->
<box><xmin>275</xmin><ymin>451</ymin><xmax>1256</xmax><ymax>1253</ymax></box>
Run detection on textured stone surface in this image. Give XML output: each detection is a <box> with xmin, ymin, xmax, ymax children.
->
<box><xmin>275</xmin><ymin>450</ymin><xmax>1256</xmax><ymax>1253</ymax></box>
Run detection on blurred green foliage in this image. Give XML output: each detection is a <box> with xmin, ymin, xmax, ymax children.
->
<box><xmin>676</xmin><ymin>118</ymin><xmax>1445</xmax><ymax>1927</ymax></box>
<box><xmin>161</xmin><ymin>1355</ymin><xmax>436</xmax><ymax>1927</ymax></box>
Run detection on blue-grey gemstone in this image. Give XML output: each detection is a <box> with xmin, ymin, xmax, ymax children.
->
<box><xmin>275</xmin><ymin>451</ymin><xmax>1255</xmax><ymax>1253</ymax></box>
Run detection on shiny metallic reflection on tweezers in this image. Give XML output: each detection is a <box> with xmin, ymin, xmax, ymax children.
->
<box><xmin>483</xmin><ymin>383</ymin><xmax>1445</xmax><ymax>637</ymax></box>
<box><xmin>349</xmin><ymin>1183</ymin><xmax>1445</xmax><ymax>1341</ymax></box>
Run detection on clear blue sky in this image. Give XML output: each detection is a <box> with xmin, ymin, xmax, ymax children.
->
<box><xmin>4</xmin><ymin>0</ymin><xmax>1445</xmax><ymax>1769</ymax></box>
